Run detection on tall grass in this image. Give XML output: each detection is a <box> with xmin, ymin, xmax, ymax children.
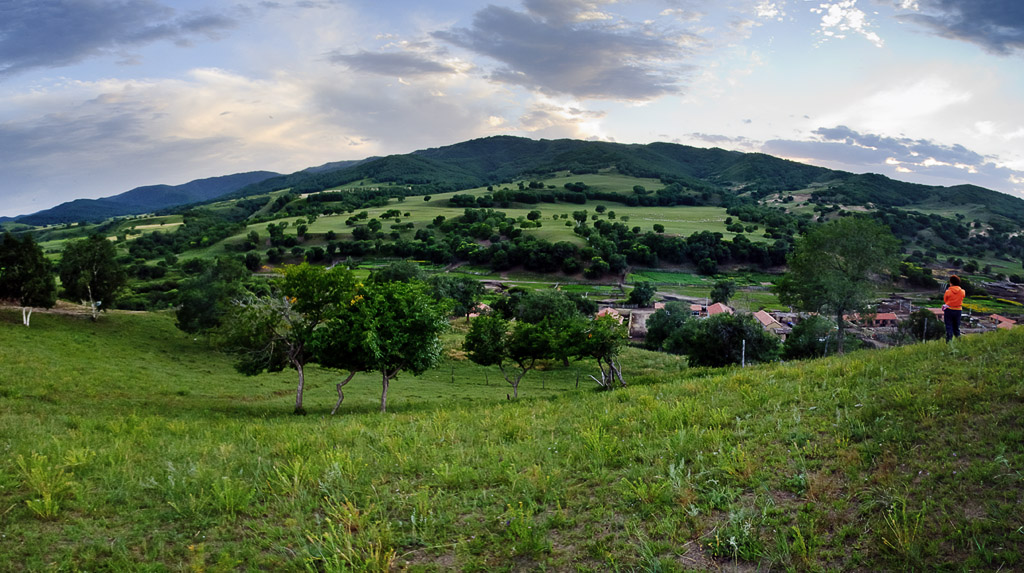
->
<box><xmin>1</xmin><ymin>308</ymin><xmax>1022</xmax><ymax>570</ymax></box>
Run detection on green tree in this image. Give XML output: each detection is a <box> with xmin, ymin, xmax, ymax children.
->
<box><xmin>627</xmin><ymin>281</ymin><xmax>656</xmax><ymax>307</ymax></box>
<box><xmin>710</xmin><ymin>280</ymin><xmax>736</xmax><ymax>305</ymax></box>
<box><xmin>643</xmin><ymin>301</ymin><xmax>691</xmax><ymax>351</ymax></box>
<box><xmin>464</xmin><ymin>315</ymin><xmax>550</xmax><ymax>400</ymax></box>
<box><xmin>429</xmin><ymin>274</ymin><xmax>485</xmax><ymax>322</ymax></box>
<box><xmin>782</xmin><ymin>315</ymin><xmax>835</xmax><ymax>360</ymax></box>
<box><xmin>774</xmin><ymin>217</ymin><xmax>900</xmax><ymax>354</ymax></box>
<box><xmin>567</xmin><ymin>314</ymin><xmax>627</xmax><ymax>389</ymax></box>
<box><xmin>218</xmin><ymin>263</ymin><xmax>357</xmax><ymax>414</ymax></box>
<box><xmin>58</xmin><ymin>235</ymin><xmax>127</xmax><ymax>320</ymax></box>
<box><xmin>896</xmin><ymin>308</ymin><xmax>945</xmax><ymax>344</ymax></box>
<box><xmin>673</xmin><ymin>312</ymin><xmax>781</xmax><ymax>367</ymax></box>
<box><xmin>175</xmin><ymin>257</ymin><xmax>251</xmax><ymax>335</ymax></box>
<box><xmin>0</xmin><ymin>232</ymin><xmax>57</xmax><ymax>326</ymax></box>
<box><xmin>371</xmin><ymin>260</ymin><xmax>425</xmax><ymax>283</ymax></box>
<box><xmin>348</xmin><ymin>281</ymin><xmax>450</xmax><ymax>412</ymax></box>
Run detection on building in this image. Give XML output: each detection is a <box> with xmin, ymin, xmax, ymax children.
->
<box><xmin>753</xmin><ymin>310</ymin><xmax>791</xmax><ymax>340</ymax></box>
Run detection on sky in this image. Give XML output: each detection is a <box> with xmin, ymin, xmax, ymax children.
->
<box><xmin>2</xmin><ymin>0</ymin><xmax>1024</xmax><ymax>218</ymax></box>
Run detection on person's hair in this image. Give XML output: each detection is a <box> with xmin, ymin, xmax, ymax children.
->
<box><xmin>949</xmin><ymin>275</ymin><xmax>961</xmax><ymax>286</ymax></box>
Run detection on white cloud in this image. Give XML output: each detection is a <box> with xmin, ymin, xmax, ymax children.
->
<box><xmin>812</xmin><ymin>1</ymin><xmax>884</xmax><ymax>47</ymax></box>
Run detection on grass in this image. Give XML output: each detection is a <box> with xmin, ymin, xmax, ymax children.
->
<box><xmin>3</xmin><ymin>308</ymin><xmax>1024</xmax><ymax>570</ymax></box>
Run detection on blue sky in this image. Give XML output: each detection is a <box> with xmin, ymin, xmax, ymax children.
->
<box><xmin>2</xmin><ymin>0</ymin><xmax>1023</xmax><ymax>218</ymax></box>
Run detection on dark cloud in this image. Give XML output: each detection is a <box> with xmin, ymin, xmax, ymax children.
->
<box><xmin>0</xmin><ymin>0</ymin><xmax>237</xmax><ymax>78</ymax></box>
<box><xmin>896</xmin><ymin>0</ymin><xmax>1024</xmax><ymax>55</ymax></box>
<box><xmin>762</xmin><ymin>125</ymin><xmax>1024</xmax><ymax>194</ymax></box>
<box><xmin>809</xmin><ymin>125</ymin><xmax>986</xmax><ymax>165</ymax></box>
<box><xmin>432</xmin><ymin>4</ymin><xmax>698</xmax><ymax>100</ymax></box>
<box><xmin>327</xmin><ymin>50</ymin><xmax>459</xmax><ymax>77</ymax></box>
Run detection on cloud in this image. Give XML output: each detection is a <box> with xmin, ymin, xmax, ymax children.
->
<box><xmin>327</xmin><ymin>50</ymin><xmax>461</xmax><ymax>77</ymax></box>
<box><xmin>811</xmin><ymin>1</ymin><xmax>884</xmax><ymax>47</ymax></box>
<box><xmin>0</xmin><ymin>64</ymin><xmax>520</xmax><ymax>216</ymax></box>
<box><xmin>432</xmin><ymin>3</ymin><xmax>701</xmax><ymax>101</ymax></box>
<box><xmin>762</xmin><ymin>125</ymin><xmax>1024</xmax><ymax>194</ymax></box>
<box><xmin>0</xmin><ymin>0</ymin><xmax>237</xmax><ymax>78</ymax></box>
<box><xmin>895</xmin><ymin>0</ymin><xmax>1024</xmax><ymax>55</ymax></box>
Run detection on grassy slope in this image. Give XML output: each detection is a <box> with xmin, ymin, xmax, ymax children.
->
<box><xmin>2</xmin><ymin>310</ymin><xmax>1023</xmax><ymax>571</ymax></box>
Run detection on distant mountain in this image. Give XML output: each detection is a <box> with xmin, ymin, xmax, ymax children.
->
<box><xmin>225</xmin><ymin>136</ymin><xmax>1024</xmax><ymax>226</ymax></box>
<box><xmin>17</xmin><ymin>171</ymin><xmax>280</xmax><ymax>226</ymax></box>
<box><xmin>301</xmin><ymin>159</ymin><xmax>374</xmax><ymax>174</ymax></box>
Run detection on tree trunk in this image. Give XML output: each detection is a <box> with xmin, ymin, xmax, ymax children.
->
<box><xmin>380</xmin><ymin>369</ymin><xmax>396</xmax><ymax>413</ymax></box>
<box><xmin>87</xmin><ymin>285</ymin><xmax>98</xmax><ymax>321</ymax></box>
<box><xmin>293</xmin><ymin>362</ymin><xmax>306</xmax><ymax>415</ymax></box>
<box><xmin>22</xmin><ymin>307</ymin><xmax>32</xmax><ymax>327</ymax></box>
<box><xmin>835</xmin><ymin>310</ymin><xmax>846</xmax><ymax>355</ymax></box>
<box><xmin>330</xmin><ymin>371</ymin><xmax>359</xmax><ymax>415</ymax></box>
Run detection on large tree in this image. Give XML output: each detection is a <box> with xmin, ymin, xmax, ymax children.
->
<box><xmin>774</xmin><ymin>217</ymin><xmax>900</xmax><ymax>354</ymax></box>
<box><xmin>175</xmin><ymin>257</ymin><xmax>252</xmax><ymax>335</ymax></box>
<box><xmin>0</xmin><ymin>232</ymin><xmax>57</xmax><ymax>326</ymax></box>
<box><xmin>58</xmin><ymin>235</ymin><xmax>126</xmax><ymax>320</ymax></box>
<box><xmin>350</xmin><ymin>280</ymin><xmax>450</xmax><ymax>413</ymax></box>
<box><xmin>643</xmin><ymin>301</ymin><xmax>691</xmax><ymax>352</ymax></box>
<box><xmin>674</xmin><ymin>312</ymin><xmax>781</xmax><ymax>367</ymax></box>
<box><xmin>218</xmin><ymin>263</ymin><xmax>356</xmax><ymax>414</ymax></box>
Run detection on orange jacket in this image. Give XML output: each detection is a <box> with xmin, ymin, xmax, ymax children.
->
<box><xmin>944</xmin><ymin>285</ymin><xmax>966</xmax><ymax>310</ymax></box>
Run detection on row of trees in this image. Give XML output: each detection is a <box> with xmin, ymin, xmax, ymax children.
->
<box><xmin>213</xmin><ymin>263</ymin><xmax>452</xmax><ymax>414</ymax></box>
<box><xmin>1</xmin><ymin>233</ymin><xmax>126</xmax><ymax>325</ymax></box>
<box><xmin>464</xmin><ymin>289</ymin><xmax>627</xmax><ymax>398</ymax></box>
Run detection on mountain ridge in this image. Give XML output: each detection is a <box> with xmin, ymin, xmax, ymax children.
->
<box><xmin>16</xmin><ymin>171</ymin><xmax>281</xmax><ymax>226</ymax></box>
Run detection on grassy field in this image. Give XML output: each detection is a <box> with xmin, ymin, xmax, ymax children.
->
<box><xmin>2</xmin><ymin>308</ymin><xmax>1023</xmax><ymax>571</ymax></box>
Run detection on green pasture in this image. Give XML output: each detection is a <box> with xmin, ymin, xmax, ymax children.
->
<box><xmin>2</xmin><ymin>308</ymin><xmax>1023</xmax><ymax>570</ymax></box>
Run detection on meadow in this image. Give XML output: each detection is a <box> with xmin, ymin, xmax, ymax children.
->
<box><xmin>2</xmin><ymin>307</ymin><xmax>1022</xmax><ymax>571</ymax></box>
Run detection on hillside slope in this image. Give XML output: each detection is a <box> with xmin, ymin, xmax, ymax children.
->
<box><xmin>1</xmin><ymin>308</ymin><xmax>1021</xmax><ymax>570</ymax></box>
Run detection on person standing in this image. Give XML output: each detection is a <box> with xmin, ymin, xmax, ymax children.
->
<box><xmin>942</xmin><ymin>275</ymin><xmax>966</xmax><ymax>342</ymax></box>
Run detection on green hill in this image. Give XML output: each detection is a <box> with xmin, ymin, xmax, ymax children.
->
<box><xmin>2</xmin><ymin>307</ymin><xmax>1022</xmax><ymax>570</ymax></box>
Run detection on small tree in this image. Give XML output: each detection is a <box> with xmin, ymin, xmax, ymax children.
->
<box><xmin>429</xmin><ymin>274</ymin><xmax>485</xmax><ymax>322</ymax></box>
<box><xmin>464</xmin><ymin>314</ymin><xmax>551</xmax><ymax>400</ymax></box>
<box><xmin>774</xmin><ymin>217</ymin><xmax>900</xmax><ymax>354</ymax></box>
<box><xmin>896</xmin><ymin>308</ymin><xmax>945</xmax><ymax>344</ymax></box>
<box><xmin>0</xmin><ymin>232</ymin><xmax>56</xmax><ymax>326</ymax></box>
<box><xmin>627</xmin><ymin>281</ymin><xmax>656</xmax><ymax>307</ymax></box>
<box><xmin>568</xmin><ymin>315</ymin><xmax>627</xmax><ymax>389</ymax></box>
<box><xmin>58</xmin><ymin>235</ymin><xmax>127</xmax><ymax>320</ymax></box>
<box><xmin>710</xmin><ymin>280</ymin><xmax>736</xmax><ymax>305</ymax></box>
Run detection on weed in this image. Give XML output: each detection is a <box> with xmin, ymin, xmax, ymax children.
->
<box><xmin>882</xmin><ymin>498</ymin><xmax>925</xmax><ymax>565</ymax></box>
<box><xmin>15</xmin><ymin>453</ymin><xmax>76</xmax><ymax>520</ymax></box>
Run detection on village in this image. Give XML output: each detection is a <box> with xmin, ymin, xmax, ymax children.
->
<box><xmin>608</xmin><ymin>279</ymin><xmax>1023</xmax><ymax>350</ymax></box>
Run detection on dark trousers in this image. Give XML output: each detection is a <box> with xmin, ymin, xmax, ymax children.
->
<box><xmin>944</xmin><ymin>308</ymin><xmax>962</xmax><ymax>341</ymax></box>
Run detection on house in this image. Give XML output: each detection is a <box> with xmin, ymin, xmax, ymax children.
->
<box><xmin>753</xmin><ymin>310</ymin><xmax>791</xmax><ymax>340</ymax></box>
<box><xmin>706</xmin><ymin>302</ymin><xmax>733</xmax><ymax>317</ymax></box>
<box><xmin>986</xmin><ymin>314</ymin><xmax>1017</xmax><ymax>330</ymax></box>
<box><xmin>844</xmin><ymin>312</ymin><xmax>898</xmax><ymax>328</ymax></box>
<box><xmin>689</xmin><ymin>304</ymin><xmax>703</xmax><ymax>316</ymax></box>
<box><xmin>870</xmin><ymin>312</ymin><xmax>899</xmax><ymax>328</ymax></box>
<box><xmin>596</xmin><ymin>307</ymin><xmax>625</xmax><ymax>324</ymax></box>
